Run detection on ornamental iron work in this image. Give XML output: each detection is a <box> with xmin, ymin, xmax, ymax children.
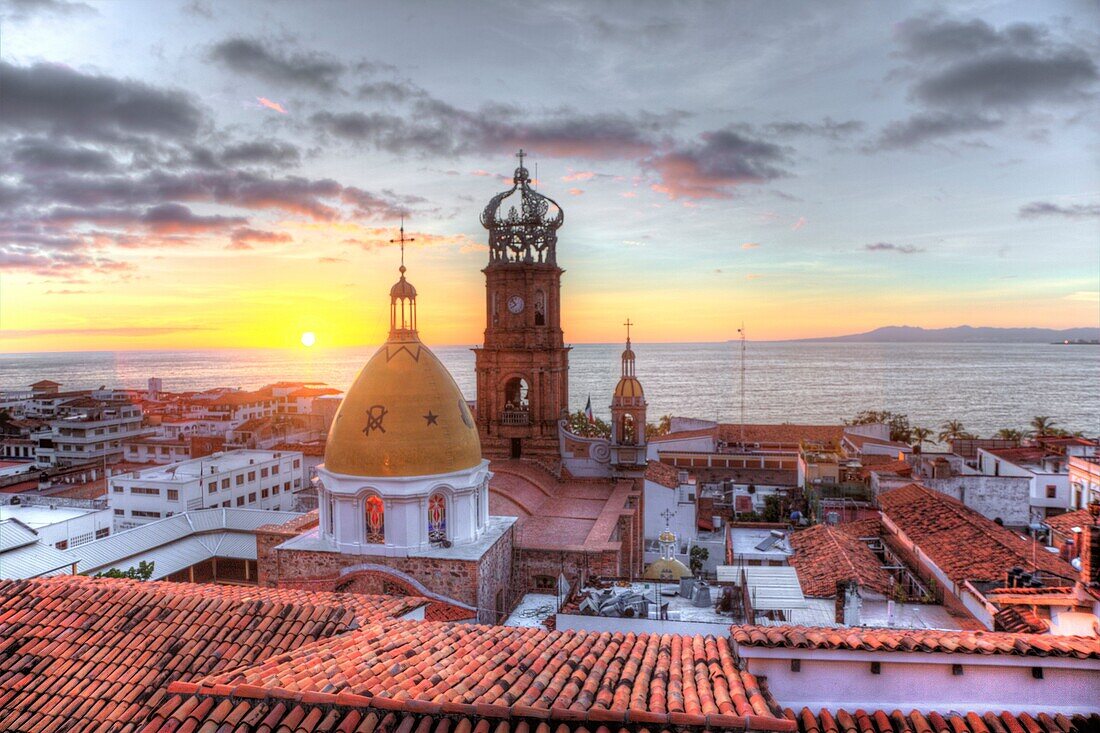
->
<box><xmin>480</xmin><ymin>150</ymin><xmax>564</xmax><ymax>265</ymax></box>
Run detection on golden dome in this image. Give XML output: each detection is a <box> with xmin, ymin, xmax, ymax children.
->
<box><xmin>643</xmin><ymin>557</ymin><xmax>692</xmax><ymax>580</ymax></box>
<box><xmin>324</xmin><ymin>333</ymin><xmax>482</xmax><ymax>477</ymax></box>
<box><xmin>657</xmin><ymin>528</ymin><xmax>676</xmax><ymax>544</ymax></box>
<box><xmin>614</xmin><ymin>376</ymin><xmax>644</xmax><ymax>398</ymax></box>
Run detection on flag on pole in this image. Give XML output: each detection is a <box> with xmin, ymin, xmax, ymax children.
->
<box><xmin>584</xmin><ymin>396</ymin><xmax>594</xmax><ymax>424</ymax></box>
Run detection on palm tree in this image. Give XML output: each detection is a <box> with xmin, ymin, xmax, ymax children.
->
<box><xmin>657</xmin><ymin>414</ymin><xmax>672</xmax><ymax>435</ymax></box>
<box><xmin>910</xmin><ymin>426</ymin><xmax>934</xmax><ymax>452</ymax></box>
<box><xmin>995</xmin><ymin>428</ymin><xmax>1022</xmax><ymax>441</ymax></box>
<box><xmin>938</xmin><ymin>420</ymin><xmax>967</xmax><ymax>444</ymax></box>
<box><xmin>1029</xmin><ymin>416</ymin><xmax>1057</xmax><ymax>437</ymax></box>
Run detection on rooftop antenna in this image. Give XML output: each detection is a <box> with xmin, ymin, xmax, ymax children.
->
<box><xmin>737</xmin><ymin>323</ymin><xmax>746</xmax><ymax>448</ymax></box>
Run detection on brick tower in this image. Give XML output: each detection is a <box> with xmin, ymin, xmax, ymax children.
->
<box><xmin>473</xmin><ymin>151</ymin><xmax>570</xmax><ymax>460</ymax></box>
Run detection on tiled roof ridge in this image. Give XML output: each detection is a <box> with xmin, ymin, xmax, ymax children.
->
<box><xmin>172</xmin><ymin>620</ymin><xmax>795</xmax><ymax>731</ymax></box>
<box><xmin>784</xmin><ymin>706</ymin><xmax>1093</xmax><ymax>733</ymax></box>
<box><xmin>729</xmin><ymin>624</ymin><xmax>1100</xmax><ymax>658</ymax></box>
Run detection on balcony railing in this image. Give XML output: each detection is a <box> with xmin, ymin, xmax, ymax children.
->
<box><xmin>500</xmin><ymin>410</ymin><xmax>531</xmax><ymax>426</ymax></box>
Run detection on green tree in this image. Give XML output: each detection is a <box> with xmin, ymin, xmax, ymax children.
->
<box><xmin>848</xmin><ymin>410</ymin><xmax>911</xmax><ymax>443</ymax></box>
<box><xmin>689</xmin><ymin>545</ymin><xmax>709</xmax><ymax>576</ymax></box>
<box><xmin>95</xmin><ymin>560</ymin><xmax>155</xmax><ymax>581</ymax></box>
<box><xmin>763</xmin><ymin>494</ymin><xmax>783</xmax><ymax>523</ymax></box>
<box><xmin>1029</xmin><ymin>416</ymin><xmax>1058</xmax><ymax>437</ymax></box>
<box><xmin>995</xmin><ymin>428</ymin><xmax>1022</xmax><ymax>441</ymax></box>
<box><xmin>566</xmin><ymin>409</ymin><xmax>611</xmax><ymax>439</ymax></box>
<box><xmin>937</xmin><ymin>420</ymin><xmax>968</xmax><ymax>444</ymax></box>
<box><xmin>910</xmin><ymin>426</ymin><xmax>934</xmax><ymax>452</ymax></box>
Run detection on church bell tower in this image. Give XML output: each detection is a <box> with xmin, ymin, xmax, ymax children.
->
<box><xmin>473</xmin><ymin>151</ymin><xmax>570</xmax><ymax>460</ymax></box>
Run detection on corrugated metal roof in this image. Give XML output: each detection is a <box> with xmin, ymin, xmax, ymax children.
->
<box><xmin>0</xmin><ymin>542</ymin><xmax>79</xmax><ymax>579</ymax></box>
<box><xmin>0</xmin><ymin>518</ymin><xmax>39</xmax><ymax>552</ymax></box>
<box><xmin>74</xmin><ymin>508</ymin><xmax>300</xmax><ymax>576</ymax></box>
<box><xmin>735</xmin><ymin>565</ymin><xmax>807</xmax><ymax>611</ymax></box>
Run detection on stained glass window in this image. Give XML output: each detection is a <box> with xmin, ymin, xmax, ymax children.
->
<box><xmin>428</xmin><ymin>492</ymin><xmax>447</xmax><ymax>544</ymax></box>
<box><xmin>365</xmin><ymin>495</ymin><xmax>385</xmax><ymax>544</ymax></box>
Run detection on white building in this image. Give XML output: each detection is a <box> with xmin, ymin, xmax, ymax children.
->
<box><xmin>36</xmin><ymin>399</ymin><xmax>148</xmax><ymax>467</ymax></box>
<box><xmin>1069</xmin><ymin>455</ymin><xmax>1100</xmax><ymax>508</ymax></box>
<box><xmin>978</xmin><ymin>447</ymin><xmax>1075</xmax><ymax>520</ymax></box>
<box><xmin>109</xmin><ymin>449</ymin><xmax>304</xmax><ymax>530</ymax></box>
<box><xmin>0</xmin><ymin>498</ymin><xmax>112</xmax><ymax>550</ymax></box>
<box><xmin>123</xmin><ymin>435</ymin><xmax>190</xmax><ymax>464</ymax></box>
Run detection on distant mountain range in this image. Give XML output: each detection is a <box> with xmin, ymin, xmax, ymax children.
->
<box><xmin>788</xmin><ymin>326</ymin><xmax>1100</xmax><ymax>343</ymax></box>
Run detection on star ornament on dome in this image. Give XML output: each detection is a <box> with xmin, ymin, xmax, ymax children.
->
<box><xmin>423</xmin><ymin>410</ymin><xmax>439</xmax><ymax>426</ymax></box>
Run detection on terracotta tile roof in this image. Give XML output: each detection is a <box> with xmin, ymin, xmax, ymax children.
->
<box><xmin>646</xmin><ymin>459</ymin><xmax>681</xmax><ymax>488</ymax></box>
<box><xmin>719</xmin><ymin>424</ymin><xmax>845</xmax><ymax>447</ymax></box>
<box><xmin>994</xmin><ymin>606</ymin><xmax>1051</xmax><ymax>634</ymax></box>
<box><xmin>176</xmin><ymin>620</ymin><xmax>792</xmax><ymax>731</ymax></box>
<box><xmin>1045</xmin><ymin>508</ymin><xmax>1093</xmax><ymax>537</ymax></box>
<box><xmin>729</xmin><ymin>625</ymin><xmax>1100</xmax><ymax>658</ymax></box>
<box><xmin>0</xmin><ymin>576</ymin><xmax>427</xmax><ymax>732</ymax></box>
<box><xmin>859</xmin><ymin>459</ymin><xmax>911</xmax><ymax>479</ymax></box>
<box><xmin>272</xmin><ymin>440</ymin><xmax>326</xmax><ymax>456</ymax></box>
<box><xmin>877</xmin><ymin>483</ymin><xmax>1076</xmax><ymax>584</ymax></box>
<box><xmin>788</xmin><ymin>525</ymin><xmax>894</xmax><ymax>598</ymax></box>
<box><xmin>786</xmin><ymin>708</ymin><xmax>1093</xmax><ymax>733</ymax></box>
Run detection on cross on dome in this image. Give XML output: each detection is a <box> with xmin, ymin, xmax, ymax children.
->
<box><xmin>388</xmin><ymin>216</ymin><xmax>418</xmax><ymax>338</ymax></box>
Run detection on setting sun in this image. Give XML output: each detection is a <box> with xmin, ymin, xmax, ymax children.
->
<box><xmin>300</xmin><ymin>331</ymin><xmax>316</xmax><ymax>347</ymax></box>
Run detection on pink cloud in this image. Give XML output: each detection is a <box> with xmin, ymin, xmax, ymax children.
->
<box><xmin>562</xmin><ymin>170</ymin><xmax>595</xmax><ymax>182</ymax></box>
<box><xmin>568</xmin><ymin>188</ymin><xmax>584</xmax><ymax>196</ymax></box>
<box><xmin>791</xmin><ymin>217</ymin><xmax>806</xmax><ymax>230</ymax></box>
<box><xmin>257</xmin><ymin>97</ymin><xmax>288</xmax><ymax>114</ymax></box>
<box><xmin>746</xmin><ymin>273</ymin><xmax>763</xmax><ymax>280</ymax></box>
<box><xmin>742</xmin><ymin>242</ymin><xmax>760</xmax><ymax>249</ymax></box>
<box><xmin>620</xmin><ymin>191</ymin><xmax>637</xmax><ymax>199</ymax></box>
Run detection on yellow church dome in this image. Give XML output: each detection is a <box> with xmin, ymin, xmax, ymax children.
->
<box><xmin>324</xmin><ymin>333</ymin><xmax>482</xmax><ymax>477</ymax></box>
<box><xmin>643</xmin><ymin>557</ymin><xmax>692</xmax><ymax>580</ymax></box>
<box><xmin>614</xmin><ymin>376</ymin><xmax>645</xmax><ymax>398</ymax></box>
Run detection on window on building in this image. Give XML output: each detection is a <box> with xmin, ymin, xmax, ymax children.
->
<box><xmin>272</xmin><ymin>485</ymin><xmax>279</xmax><ymax>495</ymax></box>
<box><xmin>1046</xmin><ymin>485</ymin><xmax>1057</xmax><ymax>499</ymax></box>
<box><xmin>247</xmin><ymin>471</ymin><xmax>255</xmax><ymax>481</ymax></box>
<box><xmin>428</xmin><ymin>492</ymin><xmax>447</xmax><ymax>544</ymax></box>
<box><xmin>113</xmin><ymin>485</ymin><xmax>123</xmax><ymax>493</ymax></box>
<box><xmin>248</xmin><ymin>492</ymin><xmax>256</xmax><ymax>502</ymax></box>
<box><xmin>533</xmin><ymin>575</ymin><xmax>556</xmax><ymax>592</ymax></box>
<box><xmin>167</xmin><ymin>489</ymin><xmax>179</xmax><ymax>501</ymax></box>
<box><xmin>261</xmin><ymin>467</ymin><xmax>269</xmax><ymax>478</ymax></box>
<box><xmin>326</xmin><ymin>498</ymin><xmax>334</xmax><ymax>536</ymax></box>
<box><xmin>95</xmin><ymin>527</ymin><xmax>110</xmax><ymax>539</ymax></box>
<box><xmin>272</xmin><ymin>465</ymin><xmax>280</xmax><ymax>475</ymax></box>
<box><xmin>208</xmin><ymin>481</ymin><xmax>217</xmax><ymax>493</ymax></box>
<box><xmin>284</xmin><ymin>481</ymin><xmax>290</xmax><ymax>491</ymax></box>
<box><xmin>132</xmin><ymin>510</ymin><xmax>161</xmax><ymax>519</ymax></box>
<box><xmin>55</xmin><ymin>540</ymin><xmax>68</xmax><ymax>550</ymax></box>
<box><xmin>261</xmin><ymin>488</ymin><xmax>269</xmax><ymax>499</ymax></box>
<box><xmin>113</xmin><ymin>509</ymin><xmax>124</xmax><ymax>516</ymax></box>
<box><xmin>236</xmin><ymin>496</ymin><xmax>244</xmax><ymax>507</ymax></box>
<box><xmin>293</xmin><ymin>459</ymin><xmax>300</xmax><ymax>469</ymax></box>
<box><xmin>132</xmin><ymin>487</ymin><xmax>159</xmax><ymax>496</ymax></box>
<box><xmin>365</xmin><ymin>495</ymin><xmax>385</xmax><ymax>544</ymax></box>
<box><xmin>221</xmin><ymin>500</ymin><xmax>230</xmax><ymax>508</ymax></box>
<box><xmin>221</xmin><ymin>478</ymin><xmax>230</xmax><ymax>489</ymax></box>
<box><xmin>235</xmin><ymin>474</ymin><xmax>244</xmax><ymax>486</ymax></box>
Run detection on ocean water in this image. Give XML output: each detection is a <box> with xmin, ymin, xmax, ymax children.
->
<box><xmin>1</xmin><ymin>342</ymin><xmax>1097</xmax><ymax>437</ymax></box>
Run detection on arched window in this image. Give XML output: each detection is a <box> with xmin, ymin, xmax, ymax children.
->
<box><xmin>428</xmin><ymin>492</ymin><xmax>447</xmax><ymax>544</ymax></box>
<box><xmin>622</xmin><ymin>413</ymin><xmax>636</xmax><ymax>445</ymax></box>
<box><xmin>326</xmin><ymin>497</ymin><xmax>335</xmax><ymax>536</ymax></box>
<box><xmin>534</xmin><ymin>290</ymin><xmax>546</xmax><ymax>326</ymax></box>
<box><xmin>364</xmin><ymin>495</ymin><xmax>385</xmax><ymax>544</ymax></box>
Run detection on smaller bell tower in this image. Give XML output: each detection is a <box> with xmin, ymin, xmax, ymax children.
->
<box><xmin>610</xmin><ymin>319</ymin><xmax>647</xmax><ymax>470</ymax></box>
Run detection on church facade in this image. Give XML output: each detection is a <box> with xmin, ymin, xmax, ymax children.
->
<box><xmin>257</xmin><ymin>155</ymin><xmax>649</xmax><ymax>621</ymax></box>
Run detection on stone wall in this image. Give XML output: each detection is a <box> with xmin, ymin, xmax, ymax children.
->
<box><xmin>922</xmin><ymin>475</ymin><xmax>1031</xmax><ymax>527</ymax></box>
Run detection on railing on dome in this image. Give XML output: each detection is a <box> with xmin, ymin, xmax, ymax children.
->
<box><xmin>500</xmin><ymin>410</ymin><xmax>531</xmax><ymax>426</ymax></box>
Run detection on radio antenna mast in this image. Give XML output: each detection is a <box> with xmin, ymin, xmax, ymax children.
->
<box><xmin>737</xmin><ymin>323</ymin><xmax>746</xmax><ymax>448</ymax></box>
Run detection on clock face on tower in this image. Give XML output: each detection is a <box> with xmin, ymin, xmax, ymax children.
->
<box><xmin>507</xmin><ymin>295</ymin><xmax>525</xmax><ymax>314</ymax></box>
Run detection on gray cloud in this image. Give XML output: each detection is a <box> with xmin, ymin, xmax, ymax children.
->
<box><xmin>646</xmin><ymin>128</ymin><xmax>790</xmax><ymax>199</ymax></box>
<box><xmin>0</xmin><ymin>61</ymin><xmax>202</xmax><ymax>142</ymax></box>
<box><xmin>356</xmin><ymin>80</ymin><xmax>426</xmax><ymax>103</ymax></box>
<box><xmin>896</xmin><ymin>16</ymin><xmax>1044</xmax><ymax>60</ymax></box>
<box><xmin>1</xmin><ymin>0</ymin><xmax>95</xmax><ymax>20</ymax></box>
<box><xmin>865</xmin><ymin>242</ymin><xmax>925</xmax><ymax>254</ymax></box>
<box><xmin>914</xmin><ymin>50</ymin><xmax>1098</xmax><ymax>109</ymax></box>
<box><xmin>10</xmin><ymin>138</ymin><xmax>118</xmax><ymax>173</ymax></box>
<box><xmin>871</xmin><ymin>112</ymin><xmax>1002</xmax><ymax>150</ymax></box>
<box><xmin>208</xmin><ymin>37</ymin><xmax>345</xmax><ymax>91</ymax></box>
<box><xmin>765</xmin><ymin>118</ymin><xmax>866</xmax><ymax>139</ymax></box>
<box><xmin>1019</xmin><ymin>201</ymin><xmax>1100</xmax><ymax>219</ymax></box>
<box><xmin>220</xmin><ymin>140</ymin><xmax>301</xmax><ymax>167</ymax></box>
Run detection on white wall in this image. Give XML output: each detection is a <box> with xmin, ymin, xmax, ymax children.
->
<box><xmin>741</xmin><ymin>651</ymin><xmax>1100</xmax><ymax>715</ymax></box>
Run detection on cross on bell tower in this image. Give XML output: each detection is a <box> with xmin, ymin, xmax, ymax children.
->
<box><xmin>610</xmin><ymin>318</ymin><xmax>647</xmax><ymax>469</ymax></box>
<box><xmin>387</xmin><ymin>216</ymin><xmax>418</xmax><ymax>338</ymax></box>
